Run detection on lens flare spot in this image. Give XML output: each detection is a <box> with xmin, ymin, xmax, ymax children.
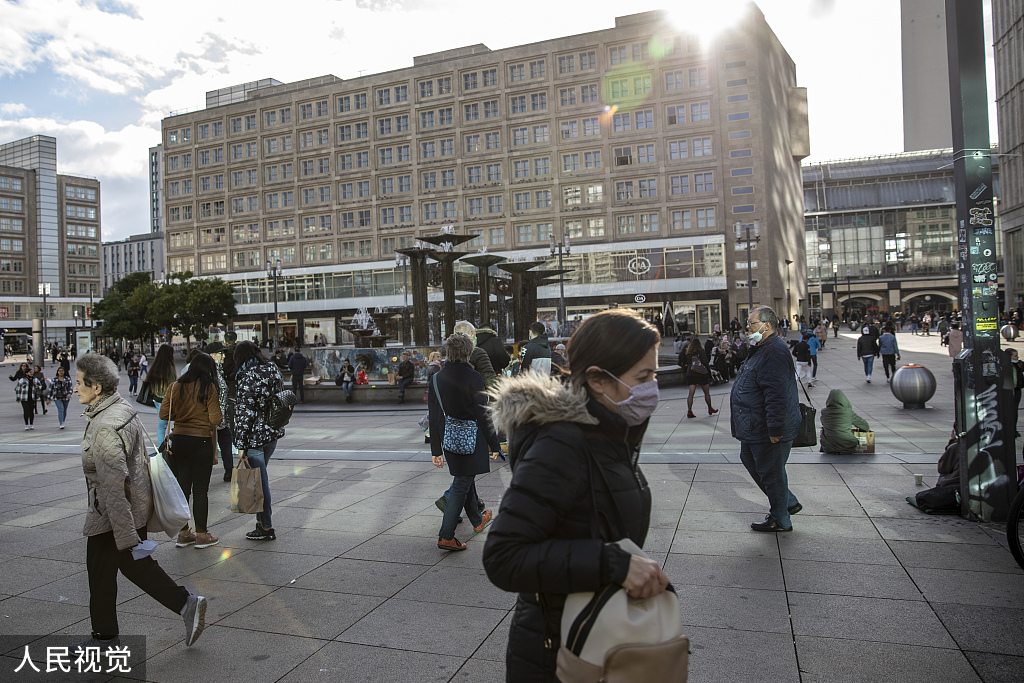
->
<box><xmin>219</xmin><ymin>549</ymin><xmax>232</xmax><ymax>561</ymax></box>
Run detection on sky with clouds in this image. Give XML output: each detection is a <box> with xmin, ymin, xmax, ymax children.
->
<box><xmin>0</xmin><ymin>0</ymin><xmax>999</xmax><ymax>243</ymax></box>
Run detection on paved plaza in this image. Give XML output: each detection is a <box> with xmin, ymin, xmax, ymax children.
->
<box><xmin>1</xmin><ymin>331</ymin><xmax>1023</xmax><ymax>682</ymax></box>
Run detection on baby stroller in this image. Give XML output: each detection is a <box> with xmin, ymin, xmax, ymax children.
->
<box><xmin>708</xmin><ymin>349</ymin><xmax>729</xmax><ymax>386</ymax></box>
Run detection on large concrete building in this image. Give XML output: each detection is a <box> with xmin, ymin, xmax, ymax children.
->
<box><xmin>901</xmin><ymin>0</ymin><xmax>953</xmax><ymax>152</ymax></box>
<box><xmin>102</xmin><ymin>232</ymin><xmax>165</xmax><ymax>294</ymax></box>
<box><xmin>803</xmin><ymin>147</ymin><xmax>1001</xmax><ymax>319</ymax></box>
<box><xmin>994</xmin><ymin>0</ymin><xmax>1024</xmax><ymax>307</ymax></box>
<box><xmin>0</xmin><ymin>135</ymin><xmax>102</xmax><ymax>343</ymax></box>
<box><xmin>160</xmin><ymin>8</ymin><xmax>808</xmax><ymax>343</ymax></box>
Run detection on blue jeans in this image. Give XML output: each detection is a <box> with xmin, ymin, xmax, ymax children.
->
<box><xmin>128</xmin><ymin>375</ymin><xmax>138</xmax><ymax>394</ymax></box>
<box><xmin>739</xmin><ymin>440</ymin><xmax>799</xmax><ymax>529</ymax></box>
<box><xmin>862</xmin><ymin>355</ymin><xmax>875</xmax><ymax>378</ymax></box>
<box><xmin>55</xmin><ymin>398</ymin><xmax>69</xmax><ymax>426</ymax></box>
<box><xmin>439</xmin><ymin>475</ymin><xmax>482</xmax><ymax>541</ymax></box>
<box><xmin>341</xmin><ymin>381</ymin><xmax>354</xmax><ymax>397</ymax></box>
<box><xmin>246</xmin><ymin>439</ymin><xmax>278</xmax><ymax>530</ymax></box>
<box><xmin>154</xmin><ymin>400</ymin><xmax>168</xmax><ymax>446</ymax></box>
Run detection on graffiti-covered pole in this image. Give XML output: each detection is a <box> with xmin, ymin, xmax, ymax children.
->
<box><xmin>946</xmin><ymin>0</ymin><xmax>1015</xmax><ymax>521</ymax></box>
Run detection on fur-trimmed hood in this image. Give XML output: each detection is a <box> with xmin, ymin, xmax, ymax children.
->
<box><xmin>487</xmin><ymin>372</ymin><xmax>598</xmax><ymax>437</ymax></box>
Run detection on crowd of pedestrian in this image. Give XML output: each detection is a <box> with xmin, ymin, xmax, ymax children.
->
<box><xmin>10</xmin><ymin>302</ymin><xmax>1003</xmax><ymax>673</ymax></box>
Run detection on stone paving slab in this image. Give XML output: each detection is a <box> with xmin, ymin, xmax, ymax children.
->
<box><xmin>2</xmin><ymin>332</ymin><xmax>1023</xmax><ymax>681</ymax></box>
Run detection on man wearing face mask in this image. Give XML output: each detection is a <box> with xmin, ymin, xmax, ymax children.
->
<box><xmin>730</xmin><ymin>306</ymin><xmax>802</xmax><ymax>532</ymax></box>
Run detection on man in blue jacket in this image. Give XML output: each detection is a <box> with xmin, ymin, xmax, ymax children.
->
<box><xmin>729</xmin><ymin>306</ymin><xmax>802</xmax><ymax>532</ymax></box>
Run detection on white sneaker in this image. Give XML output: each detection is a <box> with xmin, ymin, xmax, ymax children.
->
<box><xmin>24</xmin><ymin>426</ymin><xmax>30</xmax><ymax>430</ymax></box>
<box><xmin>59</xmin><ymin>424</ymin><xmax>65</xmax><ymax>429</ymax></box>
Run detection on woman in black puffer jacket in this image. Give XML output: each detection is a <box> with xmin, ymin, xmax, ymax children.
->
<box><xmin>483</xmin><ymin>309</ymin><xmax>669</xmax><ymax>682</ymax></box>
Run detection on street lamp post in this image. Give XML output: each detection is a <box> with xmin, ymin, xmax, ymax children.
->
<box><xmin>734</xmin><ymin>220</ymin><xmax>761</xmax><ymax>323</ymax></box>
<box><xmin>832</xmin><ymin>262</ymin><xmax>839</xmax><ymax>320</ymax></box>
<box><xmin>846</xmin><ymin>267</ymin><xmax>852</xmax><ymax>324</ymax></box>
<box><xmin>395</xmin><ymin>253</ymin><xmax>411</xmax><ymax>345</ymax></box>
<box><xmin>266</xmin><ymin>258</ymin><xmax>282</xmax><ymax>349</ymax></box>
<box><xmin>38</xmin><ymin>282</ymin><xmax>50</xmax><ymax>365</ymax></box>
<box><xmin>549</xmin><ymin>233</ymin><xmax>570</xmax><ymax>335</ymax></box>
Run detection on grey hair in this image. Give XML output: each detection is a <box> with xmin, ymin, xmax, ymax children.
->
<box><xmin>76</xmin><ymin>353</ymin><xmax>120</xmax><ymax>396</ymax></box>
<box><xmin>444</xmin><ymin>333</ymin><xmax>474</xmax><ymax>363</ymax></box>
<box><xmin>749</xmin><ymin>306</ymin><xmax>779</xmax><ymax>332</ymax></box>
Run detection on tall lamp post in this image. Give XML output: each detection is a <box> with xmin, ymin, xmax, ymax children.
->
<box><xmin>38</xmin><ymin>282</ymin><xmax>50</xmax><ymax>365</ymax></box>
<box><xmin>549</xmin><ymin>233</ymin><xmax>570</xmax><ymax>335</ymax></box>
<box><xmin>734</xmin><ymin>220</ymin><xmax>760</xmax><ymax>323</ymax></box>
<box><xmin>846</xmin><ymin>267</ymin><xmax>852</xmax><ymax>324</ymax></box>
<box><xmin>832</xmin><ymin>262</ymin><xmax>839</xmax><ymax>319</ymax></box>
<box><xmin>395</xmin><ymin>253</ymin><xmax>410</xmax><ymax>345</ymax></box>
<box><xmin>266</xmin><ymin>258</ymin><xmax>282</xmax><ymax>349</ymax></box>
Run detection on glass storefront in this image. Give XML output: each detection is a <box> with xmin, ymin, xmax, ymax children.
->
<box><xmin>805</xmin><ymin>208</ymin><xmax>966</xmax><ymax>281</ymax></box>
<box><xmin>231</xmin><ymin>243</ymin><xmax>725</xmax><ymax>306</ymax></box>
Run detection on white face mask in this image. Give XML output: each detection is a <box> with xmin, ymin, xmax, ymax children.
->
<box><xmin>747</xmin><ymin>322</ymin><xmax>768</xmax><ymax>346</ymax></box>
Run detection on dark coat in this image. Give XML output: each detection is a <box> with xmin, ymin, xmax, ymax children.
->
<box><xmin>287</xmin><ymin>352</ymin><xmax>307</xmax><ymax>376</ymax></box>
<box><xmin>483</xmin><ymin>373</ymin><xmax>651</xmax><ymax>681</ymax></box>
<box><xmin>856</xmin><ymin>334</ymin><xmax>879</xmax><ymax>359</ymax></box>
<box><xmin>729</xmin><ymin>334</ymin><xmax>801</xmax><ymax>443</ymax></box>
<box><xmin>476</xmin><ymin>328</ymin><xmax>510</xmax><ymax>373</ymax></box>
<box><xmin>681</xmin><ymin>346</ymin><xmax>710</xmax><ymax>385</ymax></box>
<box><xmin>428</xmin><ymin>360</ymin><xmax>498</xmax><ymax>476</ymax></box>
<box><xmin>792</xmin><ymin>340</ymin><xmax>811</xmax><ymax>363</ymax></box>
<box><xmin>517</xmin><ymin>334</ymin><xmax>552</xmax><ymax>375</ymax></box>
<box><xmin>397</xmin><ymin>359</ymin><xmax>415</xmax><ymax>379</ymax></box>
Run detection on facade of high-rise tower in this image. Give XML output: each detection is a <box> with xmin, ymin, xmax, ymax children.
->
<box><xmin>160</xmin><ymin>9</ymin><xmax>808</xmax><ymax>344</ymax></box>
<box><xmin>900</xmin><ymin>0</ymin><xmax>953</xmax><ymax>152</ymax></box>
<box><xmin>150</xmin><ymin>144</ymin><xmax>164</xmax><ymax>234</ymax></box>
<box><xmin>994</xmin><ymin>0</ymin><xmax>1024</xmax><ymax>307</ymax></box>
<box><xmin>0</xmin><ymin>135</ymin><xmax>102</xmax><ymax>343</ymax></box>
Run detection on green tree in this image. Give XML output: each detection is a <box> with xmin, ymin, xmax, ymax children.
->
<box><xmin>149</xmin><ymin>273</ymin><xmax>237</xmax><ymax>347</ymax></box>
<box><xmin>94</xmin><ymin>272</ymin><xmax>156</xmax><ymax>345</ymax></box>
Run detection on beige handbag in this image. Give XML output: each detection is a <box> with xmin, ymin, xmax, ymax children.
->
<box><xmin>556</xmin><ymin>538</ymin><xmax>689</xmax><ymax>683</ymax></box>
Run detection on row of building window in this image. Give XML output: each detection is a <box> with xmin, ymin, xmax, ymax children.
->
<box><xmin>64</xmin><ymin>186</ymin><xmax>97</xmax><ymax>201</ymax></box>
<box><xmin>171</xmin><ymin>134</ymin><xmax>727</xmax><ymax>202</ymax></box>
<box><xmin>164</xmin><ymin>167</ymin><xmax>717</xmax><ymax>223</ymax></box>
<box><xmin>66</xmin><ymin>223</ymin><xmax>98</xmax><ymax>238</ymax></box>
<box><xmin>1</xmin><ymin>218</ymin><xmax>23</xmax><ymax>232</ymax></box>
<box><xmin>68</xmin><ymin>263</ymin><xmax>99</xmax><ymax>275</ymax></box>
<box><xmin>171</xmin><ymin>99</ymin><xmax>718</xmax><ymax>169</ymax></box>
<box><xmin>169</xmin><ymin>206</ymin><xmax>717</xmax><ymax>262</ymax></box>
<box><xmin>0</xmin><ymin>197</ymin><xmax>23</xmax><ymax>212</ymax></box>
<box><xmin>169</xmin><ymin>106</ymin><xmax>721</xmax><ymax>175</ymax></box>
<box><xmin>167</xmin><ymin>41</ymin><xmax>713</xmax><ymax>143</ymax></box>
<box><xmin>0</xmin><ymin>177</ymin><xmax>23</xmax><ymax>191</ymax></box>
<box><xmin>65</xmin><ymin>205</ymin><xmax>97</xmax><ymax>220</ymax></box>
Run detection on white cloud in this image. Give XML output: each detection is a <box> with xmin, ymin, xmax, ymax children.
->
<box><xmin>0</xmin><ymin>103</ymin><xmax>29</xmax><ymax>116</ymax></box>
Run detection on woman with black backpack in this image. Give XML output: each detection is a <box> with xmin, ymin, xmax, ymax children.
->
<box><xmin>232</xmin><ymin>341</ymin><xmax>285</xmax><ymax>542</ymax></box>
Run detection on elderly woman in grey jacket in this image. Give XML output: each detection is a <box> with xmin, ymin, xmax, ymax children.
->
<box><xmin>75</xmin><ymin>353</ymin><xmax>207</xmax><ymax>653</ymax></box>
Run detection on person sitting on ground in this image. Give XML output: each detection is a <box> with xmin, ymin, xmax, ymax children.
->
<box><xmin>820</xmin><ymin>389</ymin><xmax>870</xmax><ymax>455</ymax></box>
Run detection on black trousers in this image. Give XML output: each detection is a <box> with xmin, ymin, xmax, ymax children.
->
<box><xmin>217</xmin><ymin>426</ymin><xmax>234</xmax><ymax>473</ymax></box>
<box><xmin>87</xmin><ymin>527</ymin><xmax>189</xmax><ymax>638</ymax></box>
<box><xmin>167</xmin><ymin>433</ymin><xmax>215</xmax><ymax>532</ymax></box>
<box><xmin>20</xmin><ymin>400</ymin><xmax>34</xmax><ymax>425</ymax></box>
<box><xmin>882</xmin><ymin>354</ymin><xmax>897</xmax><ymax>379</ymax></box>
<box><xmin>291</xmin><ymin>375</ymin><xmax>305</xmax><ymax>401</ymax></box>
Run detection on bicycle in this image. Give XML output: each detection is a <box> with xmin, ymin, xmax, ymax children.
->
<box><xmin>1008</xmin><ymin>483</ymin><xmax>1024</xmax><ymax>571</ymax></box>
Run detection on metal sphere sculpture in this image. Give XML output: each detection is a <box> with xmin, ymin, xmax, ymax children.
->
<box><xmin>890</xmin><ymin>364</ymin><xmax>936</xmax><ymax>409</ymax></box>
<box><xmin>1001</xmin><ymin>324</ymin><xmax>1018</xmax><ymax>341</ymax></box>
